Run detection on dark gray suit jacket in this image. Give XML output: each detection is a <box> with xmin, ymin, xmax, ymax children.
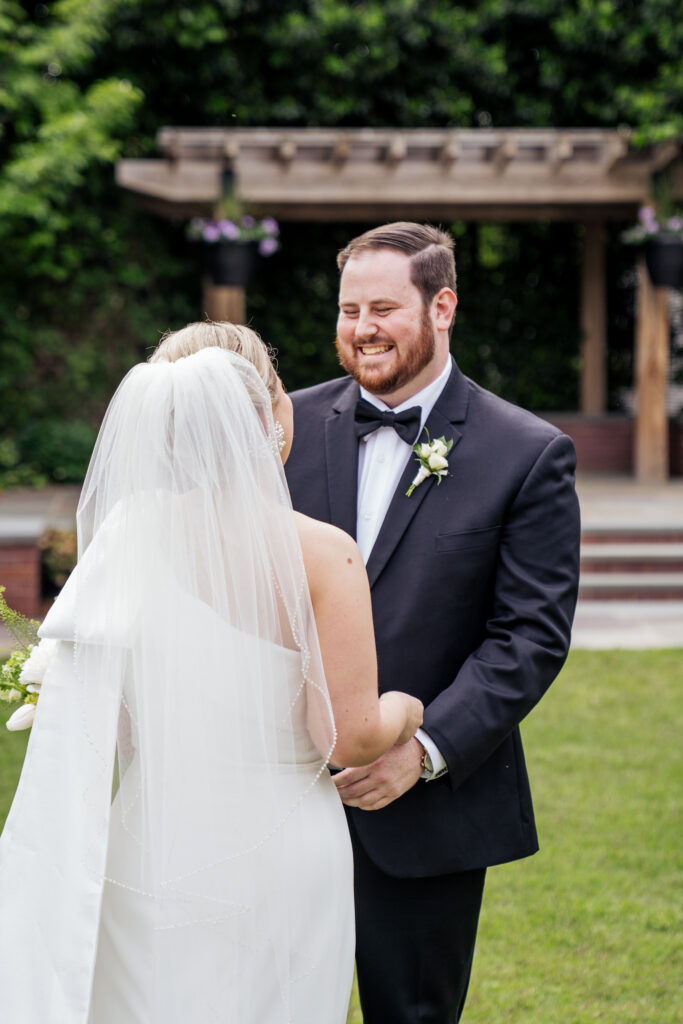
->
<box><xmin>285</xmin><ymin>360</ymin><xmax>581</xmax><ymax>876</ymax></box>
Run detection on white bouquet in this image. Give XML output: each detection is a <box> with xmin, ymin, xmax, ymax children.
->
<box><xmin>0</xmin><ymin>587</ymin><xmax>57</xmax><ymax>730</ymax></box>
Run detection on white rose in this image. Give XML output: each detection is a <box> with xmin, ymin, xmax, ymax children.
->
<box><xmin>427</xmin><ymin>453</ymin><xmax>449</xmax><ymax>471</ymax></box>
<box><xmin>7</xmin><ymin>702</ymin><xmax>36</xmax><ymax>731</ymax></box>
<box><xmin>19</xmin><ymin>638</ymin><xmax>59</xmax><ymax>686</ymax></box>
<box><xmin>419</xmin><ymin>443</ymin><xmax>432</xmax><ymax>457</ymax></box>
<box><xmin>433</xmin><ymin>439</ymin><xmax>448</xmax><ymax>457</ymax></box>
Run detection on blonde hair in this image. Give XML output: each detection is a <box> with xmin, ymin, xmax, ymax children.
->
<box><xmin>150</xmin><ymin>320</ymin><xmax>279</xmax><ymax>400</ymax></box>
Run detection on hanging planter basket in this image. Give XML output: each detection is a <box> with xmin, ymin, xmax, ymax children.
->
<box><xmin>644</xmin><ymin>236</ymin><xmax>683</xmax><ymax>289</ymax></box>
<box><xmin>201</xmin><ymin>240</ymin><xmax>259</xmax><ymax>286</ymax></box>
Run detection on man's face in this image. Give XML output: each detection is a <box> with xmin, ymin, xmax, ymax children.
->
<box><xmin>336</xmin><ymin>249</ymin><xmax>446</xmax><ymax>406</ymax></box>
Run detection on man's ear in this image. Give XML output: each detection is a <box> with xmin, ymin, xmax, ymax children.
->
<box><xmin>433</xmin><ymin>288</ymin><xmax>457</xmax><ymax>331</ymax></box>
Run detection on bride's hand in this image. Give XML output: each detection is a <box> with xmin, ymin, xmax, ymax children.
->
<box><xmin>380</xmin><ymin>691</ymin><xmax>424</xmax><ymax>745</ymax></box>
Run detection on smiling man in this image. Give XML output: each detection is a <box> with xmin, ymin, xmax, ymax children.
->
<box><xmin>285</xmin><ymin>222</ymin><xmax>581</xmax><ymax>1024</ymax></box>
<box><xmin>335</xmin><ymin>243</ymin><xmax>449</xmax><ymax>403</ymax></box>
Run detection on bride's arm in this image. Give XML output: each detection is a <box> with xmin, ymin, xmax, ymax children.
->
<box><xmin>296</xmin><ymin>513</ymin><xmax>422</xmax><ymax>768</ymax></box>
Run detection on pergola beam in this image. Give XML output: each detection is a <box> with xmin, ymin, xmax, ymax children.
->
<box><xmin>116</xmin><ymin>128</ymin><xmax>682</xmax><ymax>222</ymax></box>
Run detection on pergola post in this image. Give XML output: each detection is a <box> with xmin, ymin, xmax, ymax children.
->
<box><xmin>202</xmin><ymin>280</ymin><xmax>246</xmax><ymax>324</ymax></box>
<box><xmin>634</xmin><ymin>257</ymin><xmax>670</xmax><ymax>482</ymax></box>
<box><xmin>579</xmin><ymin>221</ymin><xmax>607</xmax><ymax>414</ymax></box>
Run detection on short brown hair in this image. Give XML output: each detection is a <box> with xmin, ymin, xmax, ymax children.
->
<box><xmin>337</xmin><ymin>222</ymin><xmax>457</xmax><ymax>305</ymax></box>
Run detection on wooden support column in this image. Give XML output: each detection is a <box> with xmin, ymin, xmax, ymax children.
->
<box><xmin>634</xmin><ymin>257</ymin><xmax>670</xmax><ymax>482</ymax></box>
<box><xmin>202</xmin><ymin>279</ymin><xmax>246</xmax><ymax>324</ymax></box>
<box><xmin>579</xmin><ymin>221</ymin><xmax>607</xmax><ymax>415</ymax></box>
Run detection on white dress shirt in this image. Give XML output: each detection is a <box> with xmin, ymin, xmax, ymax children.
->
<box><xmin>356</xmin><ymin>356</ymin><xmax>452</xmax><ymax>779</ymax></box>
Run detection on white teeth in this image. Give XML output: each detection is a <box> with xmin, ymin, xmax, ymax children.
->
<box><xmin>359</xmin><ymin>345</ymin><xmax>390</xmax><ymax>355</ymax></box>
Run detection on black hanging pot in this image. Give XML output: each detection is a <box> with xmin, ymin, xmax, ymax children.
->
<box><xmin>201</xmin><ymin>240</ymin><xmax>259</xmax><ymax>286</ymax></box>
<box><xmin>644</xmin><ymin>236</ymin><xmax>683</xmax><ymax>288</ymax></box>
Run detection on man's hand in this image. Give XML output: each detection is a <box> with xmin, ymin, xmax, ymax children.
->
<box><xmin>333</xmin><ymin>737</ymin><xmax>423</xmax><ymax>810</ymax></box>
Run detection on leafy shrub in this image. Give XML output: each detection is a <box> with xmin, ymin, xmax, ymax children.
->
<box><xmin>38</xmin><ymin>529</ymin><xmax>78</xmax><ymax>590</ymax></box>
<box><xmin>16</xmin><ymin>420</ymin><xmax>97</xmax><ymax>484</ymax></box>
<box><xmin>0</xmin><ymin>0</ymin><xmax>679</xmax><ymax>485</ymax></box>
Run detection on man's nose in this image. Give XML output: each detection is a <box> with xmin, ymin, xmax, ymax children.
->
<box><xmin>355</xmin><ymin>309</ymin><xmax>379</xmax><ymax>338</ymax></box>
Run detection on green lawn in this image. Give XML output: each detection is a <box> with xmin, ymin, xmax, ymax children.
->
<box><xmin>0</xmin><ymin>710</ymin><xmax>29</xmax><ymax>833</ymax></box>
<box><xmin>460</xmin><ymin>648</ymin><xmax>681</xmax><ymax>1024</ymax></box>
<box><xmin>2</xmin><ymin>649</ymin><xmax>681</xmax><ymax>1022</ymax></box>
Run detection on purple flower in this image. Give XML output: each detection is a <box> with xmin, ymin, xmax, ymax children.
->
<box><xmin>241</xmin><ymin>215</ymin><xmax>256</xmax><ymax>228</ymax></box>
<box><xmin>259</xmin><ymin>237</ymin><xmax>279</xmax><ymax>257</ymax></box>
<box><xmin>202</xmin><ymin>223</ymin><xmax>221</xmax><ymax>243</ymax></box>
<box><xmin>666</xmin><ymin>217</ymin><xmax>683</xmax><ymax>232</ymax></box>
<box><xmin>638</xmin><ymin>206</ymin><xmax>659</xmax><ymax>233</ymax></box>
<box><xmin>218</xmin><ymin>219</ymin><xmax>240</xmax><ymax>240</ymax></box>
<box><xmin>261</xmin><ymin>217</ymin><xmax>279</xmax><ymax>236</ymax></box>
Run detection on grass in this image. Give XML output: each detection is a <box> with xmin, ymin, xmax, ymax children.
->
<box><xmin>2</xmin><ymin>650</ymin><xmax>681</xmax><ymax>1022</ymax></box>
<box><xmin>460</xmin><ymin>648</ymin><xmax>681</xmax><ymax>1024</ymax></box>
<box><xmin>0</xmin><ymin>709</ymin><xmax>29</xmax><ymax>833</ymax></box>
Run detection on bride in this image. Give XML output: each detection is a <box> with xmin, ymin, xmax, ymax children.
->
<box><xmin>0</xmin><ymin>321</ymin><xmax>422</xmax><ymax>1023</ymax></box>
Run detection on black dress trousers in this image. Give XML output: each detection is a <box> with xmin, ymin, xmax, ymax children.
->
<box><xmin>349</xmin><ymin>817</ymin><xmax>486</xmax><ymax>1024</ymax></box>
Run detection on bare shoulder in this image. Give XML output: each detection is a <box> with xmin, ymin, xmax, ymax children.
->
<box><xmin>293</xmin><ymin>512</ymin><xmax>365</xmax><ymax>600</ymax></box>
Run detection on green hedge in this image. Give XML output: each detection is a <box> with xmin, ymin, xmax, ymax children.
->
<box><xmin>0</xmin><ymin>0</ymin><xmax>678</xmax><ymax>486</ymax></box>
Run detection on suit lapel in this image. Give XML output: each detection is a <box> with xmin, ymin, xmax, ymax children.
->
<box><xmin>324</xmin><ymin>380</ymin><xmax>360</xmax><ymax>539</ymax></box>
<box><xmin>365</xmin><ymin>361</ymin><xmax>470</xmax><ymax>588</ymax></box>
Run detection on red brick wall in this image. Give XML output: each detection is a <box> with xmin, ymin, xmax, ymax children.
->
<box><xmin>542</xmin><ymin>415</ymin><xmax>683</xmax><ymax>477</ymax></box>
<box><xmin>0</xmin><ymin>544</ymin><xmax>42</xmax><ymax>618</ymax></box>
<box><xmin>543</xmin><ymin>415</ymin><xmax>633</xmax><ymax>473</ymax></box>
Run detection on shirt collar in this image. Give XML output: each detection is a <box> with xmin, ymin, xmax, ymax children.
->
<box><xmin>360</xmin><ymin>354</ymin><xmax>452</xmax><ymax>429</ymax></box>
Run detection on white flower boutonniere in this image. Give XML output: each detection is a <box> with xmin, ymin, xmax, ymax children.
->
<box><xmin>406</xmin><ymin>433</ymin><xmax>454</xmax><ymax>497</ymax></box>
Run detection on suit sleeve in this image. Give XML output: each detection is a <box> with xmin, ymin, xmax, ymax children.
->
<box><xmin>421</xmin><ymin>432</ymin><xmax>581</xmax><ymax>792</ymax></box>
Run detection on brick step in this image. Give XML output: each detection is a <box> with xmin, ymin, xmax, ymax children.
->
<box><xmin>581</xmin><ymin>530</ymin><xmax>683</xmax><ymax>544</ymax></box>
<box><xmin>580</xmin><ymin>542</ymin><xmax>683</xmax><ymax>574</ymax></box>
<box><xmin>578</xmin><ymin>572</ymin><xmax>683</xmax><ymax>601</ymax></box>
<box><xmin>582</xmin><ymin>561</ymin><xmax>683</xmax><ymax>574</ymax></box>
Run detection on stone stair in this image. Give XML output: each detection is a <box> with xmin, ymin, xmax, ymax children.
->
<box><xmin>579</xmin><ymin>529</ymin><xmax>683</xmax><ymax>600</ymax></box>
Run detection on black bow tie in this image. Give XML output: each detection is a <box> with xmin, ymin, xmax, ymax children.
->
<box><xmin>354</xmin><ymin>397</ymin><xmax>422</xmax><ymax>446</ymax></box>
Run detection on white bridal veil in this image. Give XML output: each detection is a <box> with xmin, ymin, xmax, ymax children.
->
<box><xmin>0</xmin><ymin>348</ymin><xmax>338</xmax><ymax>1022</ymax></box>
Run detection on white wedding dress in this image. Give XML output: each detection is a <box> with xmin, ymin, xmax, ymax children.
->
<box><xmin>86</xmin><ymin>609</ymin><xmax>355</xmax><ymax>1024</ymax></box>
<box><xmin>0</xmin><ymin>348</ymin><xmax>355</xmax><ymax>1023</ymax></box>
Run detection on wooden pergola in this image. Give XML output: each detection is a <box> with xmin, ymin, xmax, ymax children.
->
<box><xmin>116</xmin><ymin>127</ymin><xmax>683</xmax><ymax>481</ymax></box>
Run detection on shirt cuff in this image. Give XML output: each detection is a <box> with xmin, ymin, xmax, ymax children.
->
<box><xmin>415</xmin><ymin>728</ymin><xmax>448</xmax><ymax>780</ymax></box>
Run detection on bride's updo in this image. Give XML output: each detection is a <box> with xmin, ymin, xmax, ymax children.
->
<box><xmin>150</xmin><ymin>320</ymin><xmax>279</xmax><ymax>403</ymax></box>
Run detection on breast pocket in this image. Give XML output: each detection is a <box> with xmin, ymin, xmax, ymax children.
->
<box><xmin>434</xmin><ymin>525</ymin><xmax>501</xmax><ymax>553</ymax></box>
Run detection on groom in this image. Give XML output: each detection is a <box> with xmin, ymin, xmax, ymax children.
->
<box><xmin>285</xmin><ymin>222</ymin><xmax>581</xmax><ymax>1023</ymax></box>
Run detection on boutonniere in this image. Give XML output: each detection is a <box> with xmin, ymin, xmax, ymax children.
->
<box><xmin>406</xmin><ymin>433</ymin><xmax>454</xmax><ymax>496</ymax></box>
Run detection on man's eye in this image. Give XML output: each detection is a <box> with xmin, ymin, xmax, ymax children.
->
<box><xmin>341</xmin><ymin>309</ymin><xmax>359</xmax><ymax>317</ymax></box>
<box><xmin>375</xmin><ymin>308</ymin><xmax>393</xmax><ymax>315</ymax></box>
